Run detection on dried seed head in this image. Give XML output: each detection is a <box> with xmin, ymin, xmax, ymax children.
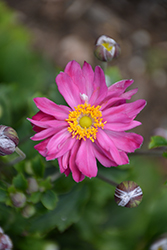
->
<box><xmin>114</xmin><ymin>181</ymin><xmax>143</xmax><ymax>208</ymax></box>
<box><xmin>94</xmin><ymin>35</ymin><xmax>121</xmax><ymax>62</ymax></box>
<box><xmin>0</xmin><ymin>227</ymin><xmax>13</xmax><ymax>250</ymax></box>
<box><xmin>0</xmin><ymin>125</ymin><xmax>19</xmax><ymax>156</ymax></box>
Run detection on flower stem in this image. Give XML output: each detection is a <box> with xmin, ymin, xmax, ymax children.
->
<box><xmin>97</xmin><ymin>173</ymin><xmax>118</xmax><ymax>187</ymax></box>
<box><xmin>131</xmin><ymin>149</ymin><xmax>164</xmax><ymax>157</ymax></box>
<box><xmin>8</xmin><ymin>147</ymin><xmax>26</xmax><ymax>166</ymax></box>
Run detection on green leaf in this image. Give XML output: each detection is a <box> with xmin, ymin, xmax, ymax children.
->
<box><xmin>163</xmin><ymin>152</ymin><xmax>167</xmax><ymax>158</ymax></box>
<box><xmin>41</xmin><ymin>190</ymin><xmax>58</xmax><ymax>210</ymax></box>
<box><xmin>0</xmin><ymin>188</ymin><xmax>8</xmax><ymax>202</ymax></box>
<box><xmin>39</xmin><ymin>177</ymin><xmax>52</xmax><ymax>192</ymax></box>
<box><xmin>7</xmin><ymin>185</ymin><xmax>16</xmax><ymax>194</ymax></box>
<box><xmin>149</xmin><ymin>136</ymin><xmax>167</xmax><ymax>149</ymax></box>
<box><xmin>29</xmin><ymin>185</ymin><xmax>89</xmax><ymax>233</ymax></box>
<box><xmin>29</xmin><ymin>192</ymin><xmax>42</xmax><ymax>204</ymax></box>
<box><xmin>31</xmin><ymin>156</ymin><xmax>45</xmax><ymax>178</ymax></box>
<box><xmin>12</xmin><ymin>173</ymin><xmax>28</xmax><ymax>191</ymax></box>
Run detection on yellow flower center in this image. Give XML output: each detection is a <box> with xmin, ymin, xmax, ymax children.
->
<box><xmin>102</xmin><ymin>42</ymin><xmax>113</xmax><ymax>52</ymax></box>
<box><xmin>79</xmin><ymin>116</ymin><xmax>92</xmax><ymax>128</ymax></box>
<box><xmin>66</xmin><ymin>102</ymin><xmax>106</xmax><ymax>142</ymax></box>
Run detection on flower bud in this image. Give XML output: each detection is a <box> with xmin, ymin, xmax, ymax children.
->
<box><xmin>21</xmin><ymin>205</ymin><xmax>36</xmax><ymax>218</ymax></box>
<box><xmin>0</xmin><ymin>227</ymin><xmax>13</xmax><ymax>250</ymax></box>
<box><xmin>94</xmin><ymin>35</ymin><xmax>121</xmax><ymax>62</ymax></box>
<box><xmin>114</xmin><ymin>181</ymin><xmax>143</xmax><ymax>208</ymax></box>
<box><xmin>0</xmin><ymin>125</ymin><xmax>19</xmax><ymax>156</ymax></box>
<box><xmin>26</xmin><ymin>178</ymin><xmax>39</xmax><ymax>194</ymax></box>
<box><xmin>150</xmin><ymin>233</ymin><xmax>167</xmax><ymax>250</ymax></box>
<box><xmin>10</xmin><ymin>192</ymin><xmax>26</xmax><ymax>208</ymax></box>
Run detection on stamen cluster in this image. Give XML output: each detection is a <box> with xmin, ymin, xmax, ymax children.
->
<box><xmin>66</xmin><ymin>102</ymin><xmax>105</xmax><ymax>142</ymax></box>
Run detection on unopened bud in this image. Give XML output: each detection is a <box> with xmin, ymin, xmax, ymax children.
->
<box><xmin>0</xmin><ymin>125</ymin><xmax>19</xmax><ymax>156</ymax></box>
<box><xmin>44</xmin><ymin>242</ymin><xmax>59</xmax><ymax>250</ymax></box>
<box><xmin>150</xmin><ymin>233</ymin><xmax>167</xmax><ymax>250</ymax></box>
<box><xmin>94</xmin><ymin>35</ymin><xmax>121</xmax><ymax>62</ymax></box>
<box><xmin>26</xmin><ymin>178</ymin><xmax>39</xmax><ymax>194</ymax></box>
<box><xmin>21</xmin><ymin>205</ymin><xmax>36</xmax><ymax>218</ymax></box>
<box><xmin>0</xmin><ymin>227</ymin><xmax>13</xmax><ymax>250</ymax></box>
<box><xmin>10</xmin><ymin>192</ymin><xmax>26</xmax><ymax>208</ymax></box>
<box><xmin>114</xmin><ymin>181</ymin><xmax>143</xmax><ymax>208</ymax></box>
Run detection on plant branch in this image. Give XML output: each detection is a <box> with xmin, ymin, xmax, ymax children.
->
<box><xmin>97</xmin><ymin>173</ymin><xmax>118</xmax><ymax>187</ymax></box>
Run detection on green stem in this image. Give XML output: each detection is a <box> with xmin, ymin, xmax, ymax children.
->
<box><xmin>97</xmin><ymin>173</ymin><xmax>118</xmax><ymax>187</ymax></box>
<box><xmin>7</xmin><ymin>147</ymin><xmax>26</xmax><ymax>166</ymax></box>
<box><xmin>131</xmin><ymin>149</ymin><xmax>164</xmax><ymax>157</ymax></box>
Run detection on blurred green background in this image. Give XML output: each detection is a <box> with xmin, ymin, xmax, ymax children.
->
<box><xmin>0</xmin><ymin>1</ymin><xmax>167</xmax><ymax>250</ymax></box>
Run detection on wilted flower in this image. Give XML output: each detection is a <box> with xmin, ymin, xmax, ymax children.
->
<box><xmin>0</xmin><ymin>125</ymin><xmax>19</xmax><ymax>156</ymax></box>
<box><xmin>150</xmin><ymin>234</ymin><xmax>167</xmax><ymax>250</ymax></box>
<box><xmin>94</xmin><ymin>35</ymin><xmax>121</xmax><ymax>62</ymax></box>
<box><xmin>28</xmin><ymin>60</ymin><xmax>146</xmax><ymax>182</ymax></box>
<box><xmin>0</xmin><ymin>227</ymin><xmax>13</xmax><ymax>250</ymax></box>
<box><xmin>114</xmin><ymin>180</ymin><xmax>143</xmax><ymax>208</ymax></box>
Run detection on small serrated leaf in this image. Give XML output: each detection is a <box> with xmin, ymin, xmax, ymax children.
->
<box><xmin>149</xmin><ymin>136</ymin><xmax>167</xmax><ymax>149</ymax></box>
<box><xmin>41</xmin><ymin>190</ymin><xmax>58</xmax><ymax>210</ymax></box>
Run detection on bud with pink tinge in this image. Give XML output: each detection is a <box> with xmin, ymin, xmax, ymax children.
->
<box><xmin>114</xmin><ymin>181</ymin><xmax>143</xmax><ymax>208</ymax></box>
<box><xmin>0</xmin><ymin>227</ymin><xmax>13</xmax><ymax>250</ymax></box>
<box><xmin>0</xmin><ymin>125</ymin><xmax>19</xmax><ymax>156</ymax></box>
<box><xmin>94</xmin><ymin>35</ymin><xmax>121</xmax><ymax>62</ymax></box>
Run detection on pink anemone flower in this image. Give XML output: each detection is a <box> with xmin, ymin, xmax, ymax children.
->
<box><xmin>28</xmin><ymin>60</ymin><xmax>146</xmax><ymax>182</ymax></box>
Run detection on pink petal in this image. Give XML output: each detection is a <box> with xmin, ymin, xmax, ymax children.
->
<box><xmin>32</xmin><ymin>111</ymin><xmax>55</xmax><ymax>122</ymax></box>
<box><xmin>121</xmin><ymin>88</ymin><xmax>138</xmax><ymax>100</ymax></box>
<box><xmin>31</xmin><ymin>127</ymin><xmax>58</xmax><ymax>141</ymax></box>
<box><xmin>105</xmin><ymin>130</ymin><xmax>143</xmax><ymax>153</ymax></box>
<box><xmin>34</xmin><ymin>97</ymin><xmax>70</xmax><ymax>120</ymax></box>
<box><xmin>34</xmin><ymin>137</ymin><xmax>50</xmax><ymax>157</ymax></box>
<box><xmin>96</xmin><ymin>129</ymin><xmax>125</xmax><ymax>165</ymax></box>
<box><xmin>64</xmin><ymin>60</ymin><xmax>86</xmax><ymax>94</ymax></box>
<box><xmin>82</xmin><ymin>61</ymin><xmax>94</xmax><ymax>100</ymax></box>
<box><xmin>58</xmin><ymin>151</ymin><xmax>70</xmax><ymax>173</ymax></box>
<box><xmin>93</xmin><ymin>143</ymin><xmax>117</xmax><ymax>167</ymax></box>
<box><xmin>46</xmin><ymin>128</ymin><xmax>75</xmax><ymax>159</ymax></box>
<box><xmin>104</xmin><ymin>120</ymin><xmax>142</xmax><ymax>131</ymax></box>
<box><xmin>56</xmin><ymin>72</ymin><xmax>81</xmax><ymax>109</ymax></box>
<box><xmin>69</xmin><ymin>140</ymin><xmax>85</xmax><ymax>182</ymax></box>
<box><xmin>28</xmin><ymin>118</ymin><xmax>67</xmax><ymax>130</ymax></box>
<box><xmin>102</xmin><ymin>99</ymin><xmax>146</xmax><ymax>121</ymax></box>
<box><xmin>89</xmin><ymin>66</ymin><xmax>108</xmax><ymax>105</ymax></box>
<box><xmin>101</xmin><ymin>96</ymin><xmax>126</xmax><ymax>111</ymax></box>
<box><xmin>75</xmin><ymin>139</ymin><xmax>98</xmax><ymax>178</ymax></box>
<box><xmin>108</xmin><ymin>79</ymin><xmax>134</xmax><ymax>98</ymax></box>
<box><xmin>101</xmin><ymin>89</ymin><xmax>138</xmax><ymax>111</ymax></box>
